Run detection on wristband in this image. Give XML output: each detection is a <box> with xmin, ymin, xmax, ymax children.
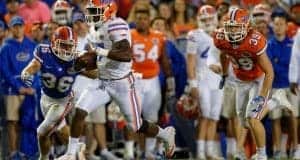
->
<box><xmin>188</xmin><ymin>79</ymin><xmax>198</xmax><ymax>88</ymax></box>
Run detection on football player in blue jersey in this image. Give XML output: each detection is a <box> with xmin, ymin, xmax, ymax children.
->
<box><xmin>20</xmin><ymin>26</ymin><xmax>84</xmax><ymax>160</ymax></box>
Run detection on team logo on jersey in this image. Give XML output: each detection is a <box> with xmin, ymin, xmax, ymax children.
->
<box><xmin>16</xmin><ymin>52</ymin><xmax>30</xmax><ymax>62</ymax></box>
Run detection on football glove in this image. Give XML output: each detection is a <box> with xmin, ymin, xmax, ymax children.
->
<box><xmin>21</xmin><ymin>71</ymin><xmax>34</xmax><ymax>87</ymax></box>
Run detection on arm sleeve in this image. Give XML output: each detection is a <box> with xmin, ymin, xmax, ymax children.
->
<box><xmin>289</xmin><ymin>30</ymin><xmax>300</xmax><ymax>83</ymax></box>
<box><xmin>108</xmin><ymin>20</ymin><xmax>131</xmax><ymax>44</ymax></box>
<box><xmin>0</xmin><ymin>47</ymin><xmax>23</xmax><ymax>91</ymax></box>
<box><xmin>256</xmin><ymin>34</ymin><xmax>268</xmax><ymax>56</ymax></box>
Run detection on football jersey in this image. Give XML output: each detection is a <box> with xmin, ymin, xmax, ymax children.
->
<box><xmin>90</xmin><ymin>17</ymin><xmax>131</xmax><ymax>80</ymax></box>
<box><xmin>213</xmin><ymin>28</ymin><xmax>266</xmax><ymax>82</ymax></box>
<box><xmin>289</xmin><ymin>29</ymin><xmax>300</xmax><ymax>83</ymax></box>
<box><xmin>131</xmin><ymin>29</ymin><xmax>166</xmax><ymax>79</ymax></box>
<box><xmin>34</xmin><ymin>44</ymin><xmax>78</xmax><ymax>99</ymax></box>
<box><xmin>186</xmin><ymin>28</ymin><xmax>221</xmax><ymax>89</ymax></box>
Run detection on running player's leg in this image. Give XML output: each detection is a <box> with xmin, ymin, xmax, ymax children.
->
<box><xmin>62</xmin><ymin>86</ymin><xmax>110</xmax><ymax>158</ymax></box>
<box><xmin>206</xmin><ymin>89</ymin><xmax>223</xmax><ymax>159</ymax></box>
<box><xmin>139</xmin><ymin>77</ymin><xmax>162</xmax><ymax>158</ymax></box>
<box><xmin>109</xmin><ymin>75</ymin><xmax>175</xmax><ymax>158</ymax></box>
<box><xmin>196</xmin><ymin>84</ymin><xmax>210</xmax><ymax>159</ymax></box>
<box><xmin>37</xmin><ymin>95</ymin><xmax>72</xmax><ymax>160</ymax></box>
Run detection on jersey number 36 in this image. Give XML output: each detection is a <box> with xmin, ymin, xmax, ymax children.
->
<box><xmin>42</xmin><ymin>73</ymin><xmax>74</xmax><ymax>93</ymax></box>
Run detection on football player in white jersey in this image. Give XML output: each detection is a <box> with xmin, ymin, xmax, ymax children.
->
<box><xmin>71</xmin><ymin>12</ymin><xmax>120</xmax><ymax>160</ymax></box>
<box><xmin>186</xmin><ymin>5</ymin><xmax>223</xmax><ymax>160</ymax></box>
<box><xmin>57</xmin><ymin>1</ymin><xmax>176</xmax><ymax>160</ymax></box>
<box><xmin>289</xmin><ymin>29</ymin><xmax>300</xmax><ymax>159</ymax></box>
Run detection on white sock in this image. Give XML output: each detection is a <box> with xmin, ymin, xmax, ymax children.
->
<box><xmin>157</xmin><ymin>142</ymin><xmax>164</xmax><ymax>154</ymax></box>
<box><xmin>145</xmin><ymin>138</ymin><xmax>156</xmax><ymax>153</ymax></box>
<box><xmin>206</xmin><ymin>140</ymin><xmax>214</xmax><ymax>157</ymax></box>
<box><xmin>101</xmin><ymin>148</ymin><xmax>108</xmax><ymax>155</ymax></box>
<box><xmin>227</xmin><ymin>138</ymin><xmax>233</xmax><ymax>155</ymax></box>
<box><xmin>214</xmin><ymin>140</ymin><xmax>222</xmax><ymax>156</ymax></box>
<box><xmin>67</xmin><ymin>137</ymin><xmax>79</xmax><ymax>155</ymax></box>
<box><xmin>125</xmin><ymin>141</ymin><xmax>134</xmax><ymax>158</ymax></box>
<box><xmin>257</xmin><ymin>146</ymin><xmax>266</xmax><ymax>156</ymax></box>
<box><xmin>280</xmin><ymin>133</ymin><xmax>288</xmax><ymax>154</ymax></box>
<box><xmin>197</xmin><ymin>140</ymin><xmax>205</xmax><ymax>158</ymax></box>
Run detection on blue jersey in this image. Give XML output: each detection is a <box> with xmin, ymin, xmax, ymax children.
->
<box><xmin>0</xmin><ymin>37</ymin><xmax>37</xmax><ymax>95</ymax></box>
<box><xmin>34</xmin><ymin>44</ymin><xmax>78</xmax><ymax>99</ymax></box>
<box><xmin>266</xmin><ymin>36</ymin><xmax>293</xmax><ymax>88</ymax></box>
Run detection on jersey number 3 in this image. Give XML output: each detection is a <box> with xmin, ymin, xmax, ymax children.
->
<box><xmin>42</xmin><ymin>73</ymin><xmax>74</xmax><ymax>93</ymax></box>
<box><xmin>133</xmin><ymin>44</ymin><xmax>158</xmax><ymax>62</ymax></box>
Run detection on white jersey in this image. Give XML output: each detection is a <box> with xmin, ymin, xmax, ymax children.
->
<box><xmin>207</xmin><ymin>43</ymin><xmax>237</xmax><ymax>86</ymax></box>
<box><xmin>186</xmin><ymin>29</ymin><xmax>221</xmax><ymax>89</ymax></box>
<box><xmin>88</xmin><ymin>17</ymin><xmax>132</xmax><ymax>79</ymax></box>
<box><xmin>289</xmin><ymin>29</ymin><xmax>300</xmax><ymax>83</ymax></box>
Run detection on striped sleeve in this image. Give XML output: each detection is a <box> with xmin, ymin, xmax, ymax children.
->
<box><xmin>108</xmin><ymin>19</ymin><xmax>130</xmax><ymax>42</ymax></box>
<box><xmin>256</xmin><ymin>34</ymin><xmax>267</xmax><ymax>56</ymax></box>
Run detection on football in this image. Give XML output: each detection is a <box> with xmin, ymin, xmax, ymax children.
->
<box><xmin>74</xmin><ymin>51</ymin><xmax>97</xmax><ymax>71</ymax></box>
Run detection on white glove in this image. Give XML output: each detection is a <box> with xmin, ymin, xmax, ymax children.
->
<box><xmin>21</xmin><ymin>71</ymin><xmax>34</xmax><ymax>87</ymax></box>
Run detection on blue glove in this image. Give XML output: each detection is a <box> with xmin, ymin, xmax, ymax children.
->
<box><xmin>250</xmin><ymin>96</ymin><xmax>265</xmax><ymax>115</ymax></box>
<box><xmin>21</xmin><ymin>71</ymin><xmax>34</xmax><ymax>87</ymax></box>
<box><xmin>251</xmin><ymin>96</ymin><xmax>265</xmax><ymax>106</ymax></box>
<box><xmin>219</xmin><ymin>75</ymin><xmax>227</xmax><ymax>89</ymax></box>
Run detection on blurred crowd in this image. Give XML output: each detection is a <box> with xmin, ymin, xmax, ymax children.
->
<box><xmin>0</xmin><ymin>0</ymin><xmax>300</xmax><ymax>160</ymax></box>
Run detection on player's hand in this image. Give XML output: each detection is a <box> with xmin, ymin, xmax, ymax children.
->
<box><xmin>166</xmin><ymin>77</ymin><xmax>175</xmax><ymax>98</ymax></box>
<box><xmin>19</xmin><ymin>87</ymin><xmax>35</xmax><ymax>95</ymax></box>
<box><xmin>219</xmin><ymin>75</ymin><xmax>227</xmax><ymax>89</ymax></box>
<box><xmin>290</xmin><ymin>83</ymin><xmax>298</xmax><ymax>95</ymax></box>
<box><xmin>21</xmin><ymin>71</ymin><xmax>34</xmax><ymax>87</ymax></box>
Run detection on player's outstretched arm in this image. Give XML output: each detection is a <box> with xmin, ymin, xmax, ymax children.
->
<box><xmin>257</xmin><ymin>52</ymin><xmax>274</xmax><ymax>98</ymax></box>
<box><xmin>96</xmin><ymin>39</ymin><xmax>132</xmax><ymax>62</ymax></box>
<box><xmin>21</xmin><ymin>59</ymin><xmax>41</xmax><ymax>86</ymax></box>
